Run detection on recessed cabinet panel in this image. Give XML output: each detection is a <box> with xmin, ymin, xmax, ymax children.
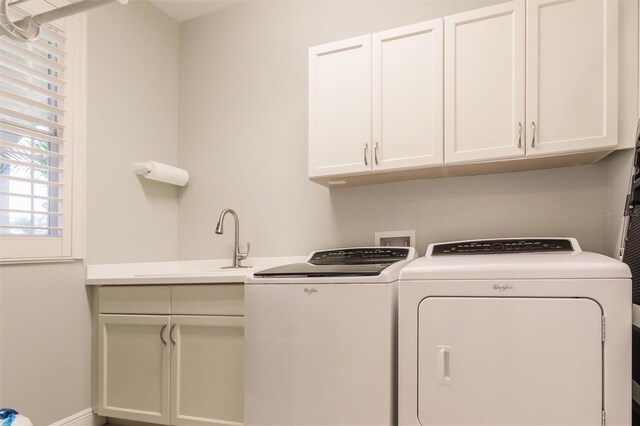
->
<box><xmin>99</xmin><ymin>286</ymin><xmax>171</xmax><ymax>314</ymax></box>
<box><xmin>417</xmin><ymin>297</ymin><xmax>602</xmax><ymax>425</ymax></box>
<box><xmin>171</xmin><ymin>316</ymin><xmax>244</xmax><ymax>426</ymax></box>
<box><xmin>172</xmin><ymin>285</ymin><xmax>244</xmax><ymax>316</ymax></box>
<box><xmin>98</xmin><ymin>314</ymin><xmax>171</xmax><ymax>425</ymax></box>
<box><xmin>526</xmin><ymin>0</ymin><xmax>618</xmax><ymax>156</ymax></box>
<box><xmin>444</xmin><ymin>1</ymin><xmax>526</xmax><ymax>164</ymax></box>
<box><xmin>373</xmin><ymin>20</ymin><xmax>444</xmax><ymax>171</ymax></box>
<box><xmin>309</xmin><ymin>35</ymin><xmax>371</xmax><ymax>177</ymax></box>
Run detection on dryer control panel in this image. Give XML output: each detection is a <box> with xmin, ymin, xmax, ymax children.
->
<box><xmin>432</xmin><ymin>239</ymin><xmax>574</xmax><ymax>255</ymax></box>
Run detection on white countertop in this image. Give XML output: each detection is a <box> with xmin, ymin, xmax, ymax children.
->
<box><xmin>85</xmin><ymin>256</ymin><xmax>307</xmax><ymax>285</ymax></box>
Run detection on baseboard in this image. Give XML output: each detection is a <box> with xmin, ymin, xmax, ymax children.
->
<box><xmin>48</xmin><ymin>408</ymin><xmax>105</xmax><ymax>426</ymax></box>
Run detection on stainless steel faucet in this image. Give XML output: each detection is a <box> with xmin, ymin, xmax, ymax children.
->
<box><xmin>215</xmin><ymin>208</ymin><xmax>250</xmax><ymax>268</ymax></box>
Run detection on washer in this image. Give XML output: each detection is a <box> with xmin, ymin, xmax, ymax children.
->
<box><xmin>245</xmin><ymin>247</ymin><xmax>417</xmax><ymax>426</ymax></box>
<box><xmin>398</xmin><ymin>238</ymin><xmax>631</xmax><ymax>426</ymax></box>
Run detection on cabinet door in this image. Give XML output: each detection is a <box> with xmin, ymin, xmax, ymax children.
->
<box><xmin>526</xmin><ymin>0</ymin><xmax>618</xmax><ymax>157</ymax></box>
<box><xmin>97</xmin><ymin>314</ymin><xmax>171</xmax><ymax>425</ymax></box>
<box><xmin>171</xmin><ymin>316</ymin><xmax>244</xmax><ymax>426</ymax></box>
<box><xmin>444</xmin><ymin>1</ymin><xmax>525</xmax><ymax>164</ymax></box>
<box><xmin>372</xmin><ymin>19</ymin><xmax>443</xmax><ymax>171</ymax></box>
<box><xmin>417</xmin><ymin>297</ymin><xmax>602</xmax><ymax>425</ymax></box>
<box><xmin>308</xmin><ymin>35</ymin><xmax>372</xmax><ymax>178</ymax></box>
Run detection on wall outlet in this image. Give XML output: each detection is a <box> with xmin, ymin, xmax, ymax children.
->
<box><xmin>375</xmin><ymin>230</ymin><xmax>416</xmax><ymax>247</ymax></box>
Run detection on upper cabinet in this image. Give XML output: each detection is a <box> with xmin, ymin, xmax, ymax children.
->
<box><xmin>525</xmin><ymin>0</ymin><xmax>618</xmax><ymax>156</ymax></box>
<box><xmin>372</xmin><ymin>20</ymin><xmax>444</xmax><ymax>171</ymax></box>
<box><xmin>444</xmin><ymin>1</ymin><xmax>526</xmax><ymax>164</ymax></box>
<box><xmin>309</xmin><ymin>0</ymin><xmax>623</xmax><ymax>187</ymax></box>
<box><xmin>308</xmin><ymin>35</ymin><xmax>372</xmax><ymax>178</ymax></box>
<box><xmin>309</xmin><ymin>19</ymin><xmax>445</xmax><ymax>179</ymax></box>
<box><xmin>446</xmin><ymin>0</ymin><xmax>617</xmax><ymax>164</ymax></box>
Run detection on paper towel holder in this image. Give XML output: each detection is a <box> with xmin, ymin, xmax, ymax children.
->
<box><xmin>133</xmin><ymin>161</ymin><xmax>190</xmax><ymax>187</ymax></box>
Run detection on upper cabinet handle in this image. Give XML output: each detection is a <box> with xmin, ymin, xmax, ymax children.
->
<box><xmin>364</xmin><ymin>144</ymin><xmax>369</xmax><ymax>166</ymax></box>
<box><xmin>374</xmin><ymin>142</ymin><xmax>379</xmax><ymax>165</ymax></box>
<box><xmin>531</xmin><ymin>121</ymin><xmax>536</xmax><ymax>148</ymax></box>
<box><xmin>517</xmin><ymin>122</ymin><xmax>522</xmax><ymax>149</ymax></box>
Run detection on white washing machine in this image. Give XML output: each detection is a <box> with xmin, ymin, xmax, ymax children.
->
<box><xmin>398</xmin><ymin>238</ymin><xmax>631</xmax><ymax>426</ymax></box>
<box><xmin>245</xmin><ymin>247</ymin><xmax>417</xmax><ymax>426</ymax></box>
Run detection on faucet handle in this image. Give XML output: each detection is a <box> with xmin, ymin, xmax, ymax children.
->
<box><xmin>238</xmin><ymin>242</ymin><xmax>250</xmax><ymax>260</ymax></box>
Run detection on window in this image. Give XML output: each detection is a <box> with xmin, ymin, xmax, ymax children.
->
<box><xmin>0</xmin><ymin>0</ymin><xmax>85</xmax><ymax>262</ymax></box>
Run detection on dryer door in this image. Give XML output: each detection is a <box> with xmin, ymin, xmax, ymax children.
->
<box><xmin>417</xmin><ymin>297</ymin><xmax>602</xmax><ymax>425</ymax></box>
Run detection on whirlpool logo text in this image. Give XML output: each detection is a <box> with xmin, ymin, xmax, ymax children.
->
<box><xmin>492</xmin><ymin>283</ymin><xmax>514</xmax><ymax>292</ymax></box>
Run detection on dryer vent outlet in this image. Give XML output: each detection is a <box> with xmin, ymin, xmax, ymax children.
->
<box><xmin>375</xmin><ymin>230</ymin><xmax>415</xmax><ymax>247</ymax></box>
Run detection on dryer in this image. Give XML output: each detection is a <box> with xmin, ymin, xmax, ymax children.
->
<box><xmin>398</xmin><ymin>238</ymin><xmax>631</xmax><ymax>426</ymax></box>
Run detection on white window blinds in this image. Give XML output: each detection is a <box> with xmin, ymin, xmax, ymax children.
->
<box><xmin>0</xmin><ymin>2</ymin><xmax>79</xmax><ymax>261</ymax></box>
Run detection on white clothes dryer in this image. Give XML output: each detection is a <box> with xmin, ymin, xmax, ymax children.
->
<box><xmin>398</xmin><ymin>238</ymin><xmax>631</xmax><ymax>426</ymax></box>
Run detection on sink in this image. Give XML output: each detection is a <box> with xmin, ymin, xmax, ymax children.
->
<box><xmin>134</xmin><ymin>267</ymin><xmax>254</xmax><ymax>278</ymax></box>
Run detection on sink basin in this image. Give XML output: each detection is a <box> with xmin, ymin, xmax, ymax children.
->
<box><xmin>134</xmin><ymin>267</ymin><xmax>254</xmax><ymax>278</ymax></box>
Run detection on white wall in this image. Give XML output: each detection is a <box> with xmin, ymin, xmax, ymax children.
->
<box><xmin>0</xmin><ymin>262</ymin><xmax>91</xmax><ymax>425</ymax></box>
<box><xmin>177</xmin><ymin>0</ymin><xmax>630</xmax><ymax>259</ymax></box>
<box><xmin>86</xmin><ymin>0</ymin><xmax>180</xmax><ymax>264</ymax></box>
<box><xmin>0</xmin><ymin>2</ymin><xmax>180</xmax><ymax>425</ymax></box>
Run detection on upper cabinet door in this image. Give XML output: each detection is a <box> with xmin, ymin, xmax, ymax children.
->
<box><xmin>309</xmin><ymin>35</ymin><xmax>372</xmax><ymax>178</ymax></box>
<box><xmin>372</xmin><ymin>19</ymin><xmax>444</xmax><ymax>172</ymax></box>
<box><xmin>444</xmin><ymin>1</ymin><xmax>526</xmax><ymax>165</ymax></box>
<box><xmin>526</xmin><ymin>0</ymin><xmax>618</xmax><ymax>157</ymax></box>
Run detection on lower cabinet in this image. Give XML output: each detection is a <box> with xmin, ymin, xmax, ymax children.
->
<box><xmin>95</xmin><ymin>285</ymin><xmax>244</xmax><ymax>426</ymax></box>
<box><xmin>98</xmin><ymin>314</ymin><xmax>171</xmax><ymax>424</ymax></box>
<box><xmin>171</xmin><ymin>316</ymin><xmax>244</xmax><ymax>426</ymax></box>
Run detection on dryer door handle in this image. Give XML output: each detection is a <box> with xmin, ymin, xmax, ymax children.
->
<box><xmin>437</xmin><ymin>345</ymin><xmax>453</xmax><ymax>385</ymax></box>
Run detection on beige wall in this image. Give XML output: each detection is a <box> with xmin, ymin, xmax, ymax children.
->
<box><xmin>0</xmin><ymin>262</ymin><xmax>91</xmax><ymax>425</ymax></box>
<box><xmin>177</xmin><ymin>0</ymin><xmax>632</xmax><ymax>259</ymax></box>
<box><xmin>0</xmin><ymin>2</ymin><xmax>180</xmax><ymax>425</ymax></box>
<box><xmin>86</xmin><ymin>0</ymin><xmax>180</xmax><ymax>264</ymax></box>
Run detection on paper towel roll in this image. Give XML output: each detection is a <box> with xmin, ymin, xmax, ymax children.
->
<box><xmin>133</xmin><ymin>161</ymin><xmax>189</xmax><ymax>186</ymax></box>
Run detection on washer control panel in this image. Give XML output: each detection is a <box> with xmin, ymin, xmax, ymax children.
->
<box><xmin>432</xmin><ymin>239</ymin><xmax>574</xmax><ymax>256</ymax></box>
<box><xmin>309</xmin><ymin>247</ymin><xmax>410</xmax><ymax>265</ymax></box>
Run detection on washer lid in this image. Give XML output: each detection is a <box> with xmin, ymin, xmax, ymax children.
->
<box><xmin>401</xmin><ymin>238</ymin><xmax>630</xmax><ymax>280</ymax></box>
<box><xmin>252</xmin><ymin>263</ymin><xmax>391</xmax><ymax>277</ymax></box>
<box><xmin>247</xmin><ymin>246</ymin><xmax>418</xmax><ymax>283</ymax></box>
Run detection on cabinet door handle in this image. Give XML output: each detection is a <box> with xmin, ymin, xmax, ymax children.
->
<box><xmin>517</xmin><ymin>122</ymin><xmax>522</xmax><ymax>149</ymax></box>
<box><xmin>160</xmin><ymin>323</ymin><xmax>168</xmax><ymax>345</ymax></box>
<box><xmin>364</xmin><ymin>144</ymin><xmax>368</xmax><ymax>166</ymax></box>
<box><xmin>374</xmin><ymin>142</ymin><xmax>379</xmax><ymax>165</ymax></box>
<box><xmin>170</xmin><ymin>323</ymin><xmax>176</xmax><ymax>345</ymax></box>
<box><xmin>531</xmin><ymin>121</ymin><xmax>536</xmax><ymax>148</ymax></box>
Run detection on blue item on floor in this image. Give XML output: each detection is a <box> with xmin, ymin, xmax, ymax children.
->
<box><xmin>0</xmin><ymin>409</ymin><xmax>19</xmax><ymax>426</ymax></box>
